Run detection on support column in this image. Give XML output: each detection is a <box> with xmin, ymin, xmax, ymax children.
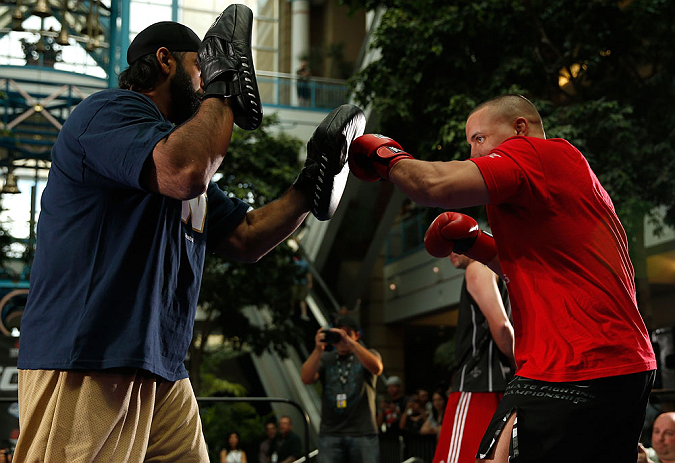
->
<box><xmin>290</xmin><ymin>0</ymin><xmax>310</xmax><ymax>106</ymax></box>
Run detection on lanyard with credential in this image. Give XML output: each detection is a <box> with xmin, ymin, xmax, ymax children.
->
<box><xmin>335</xmin><ymin>352</ymin><xmax>354</xmax><ymax>409</ymax></box>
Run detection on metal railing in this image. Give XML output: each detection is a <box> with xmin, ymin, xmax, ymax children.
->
<box><xmin>256</xmin><ymin>71</ymin><xmax>349</xmax><ymax>111</ymax></box>
<box><xmin>385</xmin><ymin>213</ymin><xmax>428</xmax><ymax>264</ymax></box>
<box><xmin>198</xmin><ymin>396</ymin><xmax>312</xmax><ymax>463</ymax></box>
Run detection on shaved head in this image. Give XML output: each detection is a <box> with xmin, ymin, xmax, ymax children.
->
<box><xmin>470</xmin><ymin>94</ymin><xmax>543</xmax><ymax>128</ymax></box>
<box><xmin>465</xmin><ymin>94</ymin><xmax>546</xmax><ymax>158</ymax></box>
<box><xmin>652</xmin><ymin>411</ymin><xmax>675</xmax><ymax>462</ymax></box>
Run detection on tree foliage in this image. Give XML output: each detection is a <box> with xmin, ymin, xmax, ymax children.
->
<box><xmin>188</xmin><ymin>114</ymin><xmax>309</xmax><ymax>394</ymax></box>
<box><xmin>349</xmin><ymin>0</ymin><xmax>675</xmax><ymax>234</ymax></box>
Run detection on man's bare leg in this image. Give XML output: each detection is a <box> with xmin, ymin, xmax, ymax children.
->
<box><xmin>476</xmin><ymin>412</ymin><xmax>516</xmax><ymax>463</ymax></box>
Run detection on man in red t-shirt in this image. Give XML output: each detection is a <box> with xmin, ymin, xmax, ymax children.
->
<box><xmin>348</xmin><ymin>94</ymin><xmax>656</xmax><ymax>463</ymax></box>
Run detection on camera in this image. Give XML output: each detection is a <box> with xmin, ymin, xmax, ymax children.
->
<box><xmin>321</xmin><ymin>329</ymin><xmax>341</xmax><ymax>344</ymax></box>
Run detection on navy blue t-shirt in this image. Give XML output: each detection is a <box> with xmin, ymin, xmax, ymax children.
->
<box><xmin>18</xmin><ymin>89</ymin><xmax>249</xmax><ymax>381</ymax></box>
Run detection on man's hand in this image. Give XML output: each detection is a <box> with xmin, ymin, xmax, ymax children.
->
<box><xmin>637</xmin><ymin>443</ymin><xmax>656</xmax><ymax>463</ymax></box>
<box><xmin>312</xmin><ymin>328</ymin><xmax>328</xmax><ymax>351</ymax></box>
<box><xmin>198</xmin><ymin>4</ymin><xmax>262</xmax><ymax>130</ymax></box>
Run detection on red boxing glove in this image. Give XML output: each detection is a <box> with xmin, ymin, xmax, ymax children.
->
<box><xmin>348</xmin><ymin>134</ymin><xmax>415</xmax><ymax>182</ymax></box>
<box><xmin>424</xmin><ymin>212</ymin><xmax>497</xmax><ymax>265</ymax></box>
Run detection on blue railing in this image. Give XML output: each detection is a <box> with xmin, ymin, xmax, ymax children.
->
<box><xmin>257</xmin><ymin>71</ymin><xmax>349</xmax><ymax>111</ymax></box>
<box><xmin>385</xmin><ymin>213</ymin><xmax>428</xmax><ymax>264</ymax></box>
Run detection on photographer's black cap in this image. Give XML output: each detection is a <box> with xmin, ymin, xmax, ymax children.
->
<box><xmin>127</xmin><ymin>21</ymin><xmax>201</xmax><ymax>65</ymax></box>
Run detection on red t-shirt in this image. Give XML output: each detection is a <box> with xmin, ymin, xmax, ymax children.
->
<box><xmin>471</xmin><ymin>136</ymin><xmax>656</xmax><ymax>382</ymax></box>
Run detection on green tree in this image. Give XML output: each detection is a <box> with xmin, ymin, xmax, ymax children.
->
<box><xmin>188</xmin><ymin>113</ymin><xmax>310</xmax><ymax>394</ymax></box>
<box><xmin>350</xmin><ymin>0</ymin><xmax>675</xmax><ymax>227</ymax></box>
<box><xmin>348</xmin><ymin>0</ymin><xmax>675</xmax><ymax>324</ymax></box>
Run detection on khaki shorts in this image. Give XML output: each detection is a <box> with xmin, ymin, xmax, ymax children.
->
<box><xmin>14</xmin><ymin>369</ymin><xmax>209</xmax><ymax>462</ymax></box>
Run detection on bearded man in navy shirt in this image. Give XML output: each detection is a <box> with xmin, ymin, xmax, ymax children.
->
<box><xmin>14</xmin><ymin>6</ymin><xmax>365</xmax><ymax>461</ymax></box>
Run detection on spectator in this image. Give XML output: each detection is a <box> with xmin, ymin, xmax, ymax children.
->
<box><xmin>377</xmin><ymin>376</ymin><xmax>407</xmax><ymax>437</ymax></box>
<box><xmin>259</xmin><ymin>420</ymin><xmax>278</xmax><ymax>463</ymax></box>
<box><xmin>433</xmin><ymin>252</ymin><xmax>514</xmax><ymax>463</ymax></box>
<box><xmin>420</xmin><ymin>389</ymin><xmax>447</xmax><ymax>437</ymax></box>
<box><xmin>301</xmin><ymin>315</ymin><xmax>383</xmax><ymax>462</ymax></box>
<box><xmin>272</xmin><ymin>415</ymin><xmax>302</xmax><ymax>463</ymax></box>
<box><xmin>0</xmin><ymin>446</ymin><xmax>12</xmax><ymax>463</ymax></box>
<box><xmin>377</xmin><ymin>397</ymin><xmax>398</xmax><ymax>434</ymax></box>
<box><xmin>400</xmin><ymin>398</ymin><xmax>427</xmax><ymax>435</ymax></box>
<box><xmin>417</xmin><ymin>388</ymin><xmax>432</xmax><ymax>416</ymax></box>
<box><xmin>638</xmin><ymin>411</ymin><xmax>675</xmax><ymax>463</ymax></box>
<box><xmin>296</xmin><ymin>60</ymin><xmax>311</xmax><ymax>107</ymax></box>
<box><xmin>221</xmin><ymin>431</ymin><xmax>247</xmax><ymax>463</ymax></box>
<box><xmin>337</xmin><ymin>298</ymin><xmax>361</xmax><ymax>319</ymax></box>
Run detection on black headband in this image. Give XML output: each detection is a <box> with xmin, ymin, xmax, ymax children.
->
<box><xmin>126</xmin><ymin>21</ymin><xmax>201</xmax><ymax>65</ymax></box>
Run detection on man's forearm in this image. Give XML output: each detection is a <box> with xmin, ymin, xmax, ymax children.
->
<box><xmin>216</xmin><ymin>187</ymin><xmax>310</xmax><ymax>262</ymax></box>
<box><xmin>352</xmin><ymin>342</ymin><xmax>383</xmax><ymax>376</ymax></box>
<box><xmin>241</xmin><ymin>187</ymin><xmax>309</xmax><ymax>260</ymax></box>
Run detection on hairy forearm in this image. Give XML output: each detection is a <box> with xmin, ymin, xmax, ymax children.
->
<box><xmin>389</xmin><ymin>159</ymin><xmax>451</xmax><ymax>207</ymax></box>
<box><xmin>389</xmin><ymin>159</ymin><xmax>489</xmax><ymax>210</ymax></box>
<box><xmin>218</xmin><ymin>187</ymin><xmax>310</xmax><ymax>262</ymax></box>
<box><xmin>240</xmin><ymin>188</ymin><xmax>310</xmax><ymax>261</ymax></box>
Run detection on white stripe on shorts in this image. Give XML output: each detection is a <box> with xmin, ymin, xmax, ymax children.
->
<box><xmin>447</xmin><ymin>391</ymin><xmax>472</xmax><ymax>463</ymax></box>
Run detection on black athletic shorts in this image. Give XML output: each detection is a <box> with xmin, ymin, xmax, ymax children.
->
<box><xmin>477</xmin><ymin>370</ymin><xmax>655</xmax><ymax>463</ymax></box>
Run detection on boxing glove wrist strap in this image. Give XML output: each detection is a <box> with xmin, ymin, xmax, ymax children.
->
<box><xmin>374</xmin><ymin>146</ymin><xmax>414</xmax><ymax>180</ymax></box>
<box><xmin>203</xmin><ymin>79</ymin><xmax>242</xmax><ymax>100</ymax></box>
<box><xmin>464</xmin><ymin>231</ymin><xmax>498</xmax><ymax>265</ymax></box>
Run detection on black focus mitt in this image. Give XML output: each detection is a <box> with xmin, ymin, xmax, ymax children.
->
<box><xmin>198</xmin><ymin>4</ymin><xmax>262</xmax><ymax>130</ymax></box>
<box><xmin>293</xmin><ymin>104</ymin><xmax>366</xmax><ymax>221</ymax></box>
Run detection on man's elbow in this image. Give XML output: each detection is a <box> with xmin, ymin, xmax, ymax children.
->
<box><xmin>495</xmin><ymin>322</ymin><xmax>514</xmax><ymax>342</ymax></box>
<box><xmin>175</xmin><ymin>168</ymin><xmax>210</xmax><ymax>200</ymax></box>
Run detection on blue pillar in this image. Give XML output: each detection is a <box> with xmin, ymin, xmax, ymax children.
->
<box><xmin>120</xmin><ymin>0</ymin><xmax>131</xmax><ymax>68</ymax></box>
<box><xmin>107</xmin><ymin>0</ymin><xmax>120</xmax><ymax>88</ymax></box>
<box><xmin>108</xmin><ymin>0</ymin><xmax>131</xmax><ymax>87</ymax></box>
<box><xmin>172</xmin><ymin>0</ymin><xmax>179</xmax><ymax>22</ymax></box>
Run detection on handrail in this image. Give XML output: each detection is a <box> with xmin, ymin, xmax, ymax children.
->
<box><xmin>256</xmin><ymin>70</ymin><xmax>348</xmax><ymax>85</ymax></box>
<box><xmin>197</xmin><ymin>396</ymin><xmax>311</xmax><ymax>463</ymax></box>
<box><xmin>298</xmin><ymin>248</ymin><xmax>341</xmax><ymax>319</ymax></box>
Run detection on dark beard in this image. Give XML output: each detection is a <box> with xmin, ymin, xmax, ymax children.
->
<box><xmin>169</xmin><ymin>58</ymin><xmax>202</xmax><ymax>125</ymax></box>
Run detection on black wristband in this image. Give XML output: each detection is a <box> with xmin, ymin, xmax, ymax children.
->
<box><xmin>203</xmin><ymin>79</ymin><xmax>242</xmax><ymax>100</ymax></box>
